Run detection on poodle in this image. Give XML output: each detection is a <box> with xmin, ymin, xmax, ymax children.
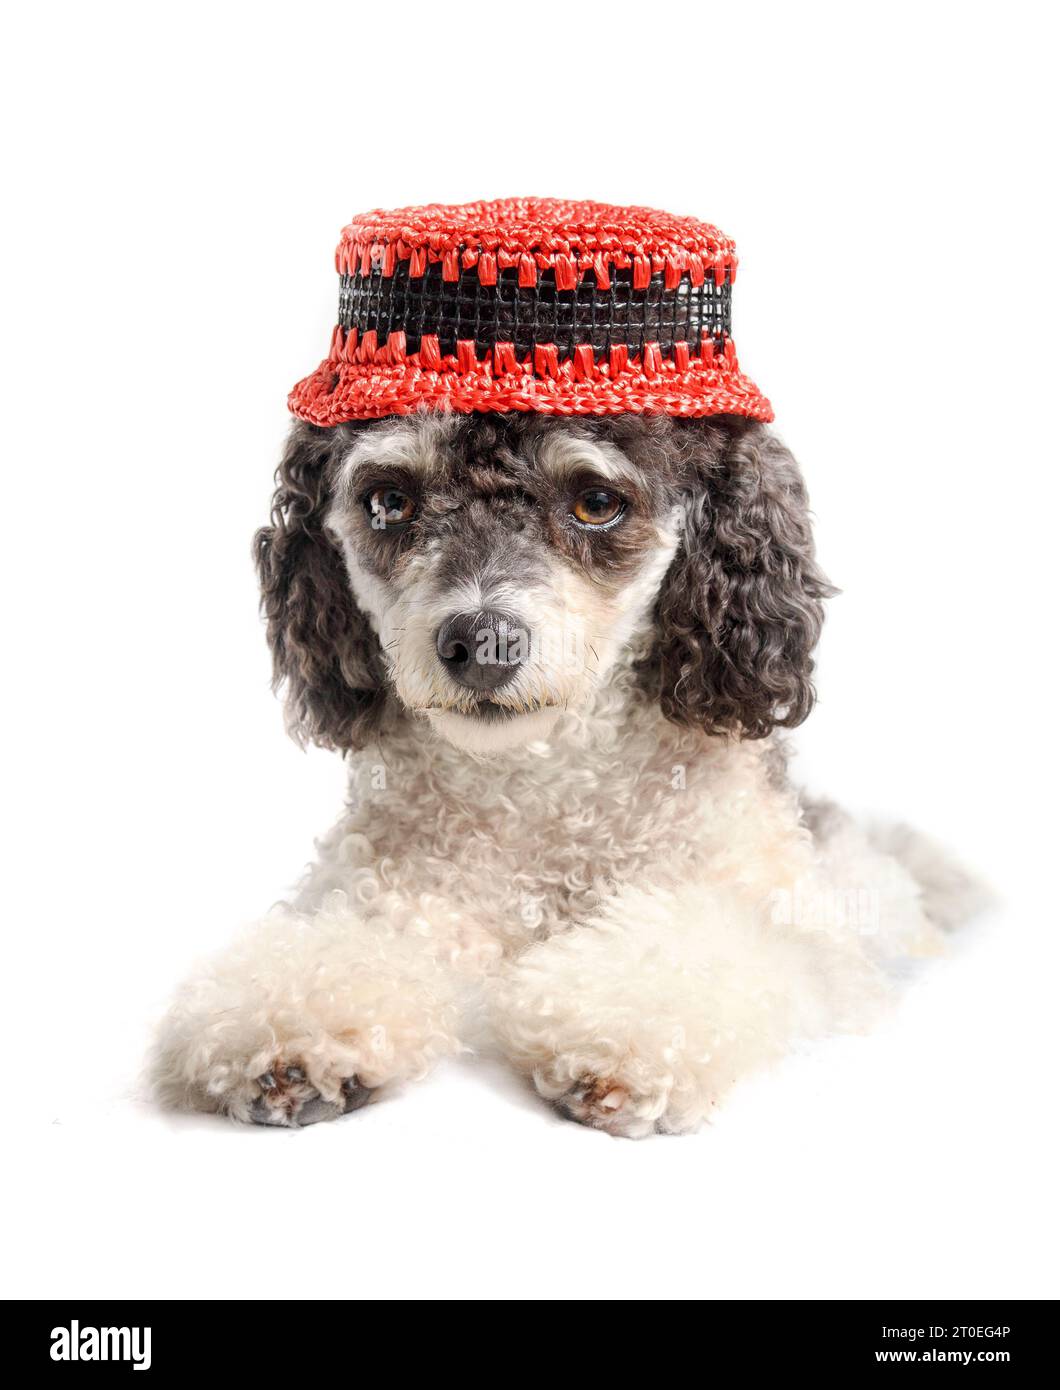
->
<box><xmin>151</xmin><ymin>410</ymin><xmax>976</xmax><ymax>1136</ymax></box>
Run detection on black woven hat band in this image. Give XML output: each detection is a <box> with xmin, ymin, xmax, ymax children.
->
<box><xmin>337</xmin><ymin>261</ymin><xmax>733</xmax><ymax>363</ymax></box>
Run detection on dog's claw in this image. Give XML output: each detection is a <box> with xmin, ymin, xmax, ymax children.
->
<box><xmin>341</xmin><ymin>1076</ymin><xmax>371</xmax><ymax>1111</ymax></box>
<box><xmin>257</xmin><ymin>1071</ymin><xmax>277</xmax><ymax>1091</ymax></box>
<box><xmin>285</xmin><ymin>1066</ymin><xmax>306</xmax><ymax>1082</ymax></box>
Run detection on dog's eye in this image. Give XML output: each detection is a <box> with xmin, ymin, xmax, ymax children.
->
<box><xmin>571</xmin><ymin>488</ymin><xmax>625</xmax><ymax>528</ymax></box>
<box><xmin>365</xmin><ymin>486</ymin><xmax>417</xmax><ymax>530</ymax></box>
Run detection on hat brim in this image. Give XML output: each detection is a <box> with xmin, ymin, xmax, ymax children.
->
<box><xmin>288</xmin><ymin>349</ymin><xmax>772</xmax><ymax>426</ymax></box>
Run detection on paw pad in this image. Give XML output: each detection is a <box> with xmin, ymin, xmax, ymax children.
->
<box><xmin>551</xmin><ymin>1074</ymin><xmax>664</xmax><ymax>1138</ymax></box>
<box><xmin>560</xmin><ymin>1077</ymin><xmax>631</xmax><ymax>1127</ymax></box>
<box><xmin>249</xmin><ymin>1064</ymin><xmax>371</xmax><ymax>1128</ymax></box>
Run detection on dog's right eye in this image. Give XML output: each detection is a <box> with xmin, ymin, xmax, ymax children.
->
<box><xmin>365</xmin><ymin>486</ymin><xmax>417</xmax><ymax>531</ymax></box>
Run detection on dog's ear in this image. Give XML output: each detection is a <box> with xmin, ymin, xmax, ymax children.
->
<box><xmin>254</xmin><ymin>422</ymin><xmax>383</xmax><ymax>751</ymax></box>
<box><xmin>643</xmin><ymin>418</ymin><xmax>835</xmax><ymax>739</ymax></box>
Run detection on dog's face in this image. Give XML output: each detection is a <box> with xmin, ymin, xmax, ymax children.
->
<box><xmin>322</xmin><ymin>416</ymin><xmax>683</xmax><ymax>751</ymax></box>
<box><xmin>256</xmin><ymin>412</ymin><xmax>832</xmax><ymax>754</ymax></box>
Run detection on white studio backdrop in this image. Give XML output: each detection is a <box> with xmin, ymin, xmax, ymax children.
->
<box><xmin>1</xmin><ymin>1</ymin><xmax>1056</xmax><ymax>1299</ymax></box>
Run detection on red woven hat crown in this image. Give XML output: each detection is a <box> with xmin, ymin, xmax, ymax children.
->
<box><xmin>288</xmin><ymin>198</ymin><xmax>772</xmax><ymax>424</ymax></box>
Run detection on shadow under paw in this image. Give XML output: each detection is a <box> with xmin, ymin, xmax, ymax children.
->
<box><xmin>249</xmin><ymin>1067</ymin><xmax>372</xmax><ymax>1128</ymax></box>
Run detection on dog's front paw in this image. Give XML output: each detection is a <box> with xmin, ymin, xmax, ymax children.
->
<box><xmin>556</xmin><ymin>1077</ymin><xmax>656</xmax><ymax>1138</ymax></box>
<box><xmin>535</xmin><ymin>1065</ymin><xmax>677</xmax><ymax>1139</ymax></box>
<box><xmin>249</xmin><ymin>1065</ymin><xmax>373</xmax><ymax>1129</ymax></box>
<box><xmin>151</xmin><ymin>906</ymin><xmax>461</xmax><ymax>1123</ymax></box>
<box><xmin>492</xmin><ymin>930</ymin><xmax>721</xmax><ymax>1138</ymax></box>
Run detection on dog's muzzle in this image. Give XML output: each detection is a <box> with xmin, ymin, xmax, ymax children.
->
<box><xmin>435</xmin><ymin>610</ymin><xmax>530</xmax><ymax>692</ymax></box>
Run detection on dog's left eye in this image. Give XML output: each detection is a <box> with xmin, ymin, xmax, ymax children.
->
<box><xmin>571</xmin><ymin>488</ymin><xmax>625</xmax><ymax>528</ymax></box>
<box><xmin>365</xmin><ymin>486</ymin><xmax>417</xmax><ymax>530</ymax></box>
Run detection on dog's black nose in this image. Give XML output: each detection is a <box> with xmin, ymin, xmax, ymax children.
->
<box><xmin>435</xmin><ymin>610</ymin><xmax>530</xmax><ymax>691</ymax></box>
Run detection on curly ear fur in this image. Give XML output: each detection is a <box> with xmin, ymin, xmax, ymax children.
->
<box><xmin>643</xmin><ymin>416</ymin><xmax>836</xmax><ymax>739</ymax></box>
<box><xmin>254</xmin><ymin>421</ymin><xmax>383</xmax><ymax>751</ymax></box>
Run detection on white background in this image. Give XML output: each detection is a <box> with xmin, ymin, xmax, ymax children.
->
<box><xmin>3</xmin><ymin>1</ymin><xmax>1057</xmax><ymax>1300</ymax></box>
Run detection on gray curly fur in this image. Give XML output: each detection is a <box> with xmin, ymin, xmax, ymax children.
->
<box><xmin>254</xmin><ymin>413</ymin><xmax>835</xmax><ymax>750</ymax></box>
<box><xmin>643</xmin><ymin>416</ymin><xmax>837</xmax><ymax>738</ymax></box>
<box><xmin>254</xmin><ymin>421</ymin><xmax>383</xmax><ymax>750</ymax></box>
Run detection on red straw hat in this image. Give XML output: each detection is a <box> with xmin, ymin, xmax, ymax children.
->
<box><xmin>288</xmin><ymin>198</ymin><xmax>772</xmax><ymax>425</ymax></box>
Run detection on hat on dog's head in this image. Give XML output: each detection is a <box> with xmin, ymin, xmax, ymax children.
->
<box><xmin>288</xmin><ymin>198</ymin><xmax>772</xmax><ymax>425</ymax></box>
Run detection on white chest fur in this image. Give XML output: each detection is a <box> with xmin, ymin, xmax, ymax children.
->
<box><xmin>298</xmin><ymin>686</ymin><xmax>809</xmax><ymax>954</ymax></box>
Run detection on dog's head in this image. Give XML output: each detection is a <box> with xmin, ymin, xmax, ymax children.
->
<box><xmin>255</xmin><ymin>413</ymin><xmax>833</xmax><ymax>754</ymax></box>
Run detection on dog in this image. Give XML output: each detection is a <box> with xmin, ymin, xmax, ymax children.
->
<box><xmin>151</xmin><ymin>409</ymin><xmax>976</xmax><ymax>1136</ymax></box>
